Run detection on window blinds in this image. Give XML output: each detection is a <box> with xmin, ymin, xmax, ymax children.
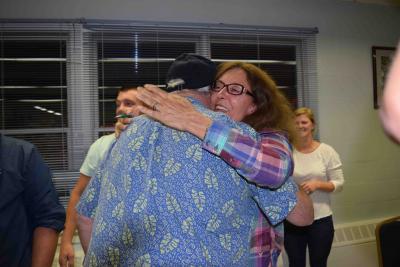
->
<box><xmin>0</xmin><ymin>20</ymin><xmax>318</xmax><ymax>206</ymax></box>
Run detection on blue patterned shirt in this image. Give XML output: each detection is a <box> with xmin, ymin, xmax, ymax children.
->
<box><xmin>77</xmin><ymin>99</ymin><xmax>296</xmax><ymax>266</ymax></box>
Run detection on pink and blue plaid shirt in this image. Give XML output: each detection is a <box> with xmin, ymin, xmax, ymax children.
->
<box><xmin>203</xmin><ymin>121</ymin><xmax>297</xmax><ymax>267</ymax></box>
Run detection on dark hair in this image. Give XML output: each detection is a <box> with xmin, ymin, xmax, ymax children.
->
<box><xmin>215</xmin><ymin>62</ymin><xmax>297</xmax><ymax>143</ymax></box>
<box><xmin>116</xmin><ymin>86</ymin><xmax>137</xmax><ymax>97</ymax></box>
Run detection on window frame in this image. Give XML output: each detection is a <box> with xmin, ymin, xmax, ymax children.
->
<box><xmin>0</xmin><ymin>20</ymin><xmax>318</xmax><ymax>206</ymax></box>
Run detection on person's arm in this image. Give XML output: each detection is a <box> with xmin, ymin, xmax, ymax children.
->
<box><xmin>300</xmin><ymin>180</ymin><xmax>335</xmax><ymax>194</ymax></box>
<box><xmin>202</xmin><ymin>121</ymin><xmax>294</xmax><ymax>188</ymax></box>
<box><xmin>23</xmin><ymin>146</ymin><xmax>65</xmax><ymax>266</ymax></box>
<box><xmin>32</xmin><ymin>227</ymin><xmax>59</xmax><ymax>267</ymax></box>
<box><xmin>59</xmin><ymin>139</ymin><xmax>99</xmax><ymax>265</ymax></box>
<box><xmin>136</xmin><ymin>84</ymin><xmax>213</xmax><ymax>139</ymax></box>
<box><xmin>380</xmin><ymin>45</ymin><xmax>400</xmax><ymax>143</ymax></box>
<box><xmin>59</xmin><ymin>174</ymin><xmax>91</xmax><ymax>267</ymax></box>
<box><xmin>286</xmin><ymin>190</ymin><xmax>314</xmax><ymax>226</ymax></box>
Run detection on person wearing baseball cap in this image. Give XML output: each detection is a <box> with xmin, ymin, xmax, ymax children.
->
<box><xmin>114</xmin><ymin>53</ymin><xmax>217</xmax><ymax>132</ymax></box>
<box><xmin>76</xmin><ymin>54</ymin><xmax>303</xmax><ymax>266</ymax></box>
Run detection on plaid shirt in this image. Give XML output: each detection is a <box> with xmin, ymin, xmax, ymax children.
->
<box><xmin>203</xmin><ymin>121</ymin><xmax>296</xmax><ymax>267</ymax></box>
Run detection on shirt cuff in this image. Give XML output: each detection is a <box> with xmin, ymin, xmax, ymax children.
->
<box><xmin>330</xmin><ymin>180</ymin><xmax>343</xmax><ymax>193</ymax></box>
<box><xmin>202</xmin><ymin>120</ymin><xmax>230</xmax><ymax>155</ymax></box>
<box><xmin>255</xmin><ymin>179</ymin><xmax>298</xmax><ymax>225</ymax></box>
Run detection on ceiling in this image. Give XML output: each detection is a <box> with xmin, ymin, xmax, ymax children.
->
<box><xmin>341</xmin><ymin>0</ymin><xmax>400</xmax><ymax>6</ymax></box>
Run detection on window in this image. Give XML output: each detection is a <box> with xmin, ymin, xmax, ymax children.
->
<box><xmin>0</xmin><ymin>37</ymin><xmax>68</xmax><ymax>169</ymax></box>
<box><xmin>0</xmin><ymin>21</ymin><xmax>318</xmax><ymax>206</ymax></box>
<box><xmin>96</xmin><ymin>34</ymin><xmax>197</xmax><ymax>131</ymax></box>
<box><xmin>210</xmin><ymin>40</ymin><xmax>297</xmax><ymax>106</ymax></box>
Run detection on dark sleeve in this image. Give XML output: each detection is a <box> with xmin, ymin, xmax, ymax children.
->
<box><xmin>23</xmin><ymin>145</ymin><xmax>66</xmax><ymax>232</ymax></box>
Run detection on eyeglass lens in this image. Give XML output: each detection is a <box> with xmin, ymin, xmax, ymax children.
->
<box><xmin>213</xmin><ymin>80</ymin><xmax>254</xmax><ymax>97</ymax></box>
<box><xmin>213</xmin><ymin>80</ymin><xmax>244</xmax><ymax>95</ymax></box>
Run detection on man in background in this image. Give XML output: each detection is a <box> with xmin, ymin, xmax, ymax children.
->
<box><xmin>59</xmin><ymin>86</ymin><xmax>141</xmax><ymax>267</ymax></box>
<box><xmin>0</xmin><ymin>134</ymin><xmax>65</xmax><ymax>267</ymax></box>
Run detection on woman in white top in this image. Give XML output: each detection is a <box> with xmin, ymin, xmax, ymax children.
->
<box><xmin>284</xmin><ymin>107</ymin><xmax>344</xmax><ymax>267</ymax></box>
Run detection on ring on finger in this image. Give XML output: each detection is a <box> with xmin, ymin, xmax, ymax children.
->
<box><xmin>152</xmin><ymin>102</ymin><xmax>159</xmax><ymax>111</ymax></box>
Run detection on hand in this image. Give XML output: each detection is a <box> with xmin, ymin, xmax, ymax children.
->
<box><xmin>59</xmin><ymin>242</ymin><xmax>75</xmax><ymax>267</ymax></box>
<box><xmin>300</xmin><ymin>180</ymin><xmax>320</xmax><ymax>195</ymax></box>
<box><xmin>115</xmin><ymin>117</ymin><xmax>133</xmax><ymax>138</ymax></box>
<box><xmin>136</xmin><ymin>85</ymin><xmax>211</xmax><ymax>138</ymax></box>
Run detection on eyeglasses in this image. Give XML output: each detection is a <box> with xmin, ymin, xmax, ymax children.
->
<box><xmin>211</xmin><ymin>80</ymin><xmax>254</xmax><ymax>97</ymax></box>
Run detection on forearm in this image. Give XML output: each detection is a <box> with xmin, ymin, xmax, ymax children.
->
<box><xmin>286</xmin><ymin>190</ymin><xmax>314</xmax><ymax>226</ymax></box>
<box><xmin>136</xmin><ymin>86</ymin><xmax>213</xmax><ymax>136</ymax></box>
<box><xmin>203</xmin><ymin>121</ymin><xmax>293</xmax><ymax>188</ymax></box>
<box><xmin>183</xmin><ymin>111</ymin><xmax>212</xmax><ymax>140</ymax></box>
<box><xmin>61</xmin><ymin>191</ymin><xmax>81</xmax><ymax>245</ymax></box>
<box><xmin>32</xmin><ymin>227</ymin><xmax>59</xmax><ymax>267</ymax></box>
<box><xmin>316</xmin><ymin>180</ymin><xmax>335</xmax><ymax>192</ymax></box>
<box><xmin>62</xmin><ymin>174</ymin><xmax>91</xmax><ymax>244</ymax></box>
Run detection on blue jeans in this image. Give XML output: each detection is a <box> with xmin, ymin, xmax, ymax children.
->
<box><xmin>284</xmin><ymin>215</ymin><xmax>334</xmax><ymax>267</ymax></box>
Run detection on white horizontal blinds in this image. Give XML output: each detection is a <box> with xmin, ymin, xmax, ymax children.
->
<box><xmin>206</xmin><ymin>29</ymin><xmax>317</xmax><ymax>109</ymax></box>
<box><xmin>0</xmin><ymin>20</ymin><xmax>318</xmax><ymax>207</ymax></box>
<box><xmin>0</xmin><ymin>22</ymin><xmax>96</xmax><ymax>206</ymax></box>
<box><xmin>86</xmin><ymin>24</ymin><xmax>200</xmax><ymax>136</ymax></box>
<box><xmin>0</xmin><ymin>23</ymin><xmax>72</xmax><ymax>170</ymax></box>
<box><xmin>296</xmin><ymin>33</ymin><xmax>319</xmax><ymax>122</ymax></box>
<box><xmin>85</xmin><ymin>22</ymin><xmax>317</xmax><ymax>137</ymax></box>
<box><xmin>52</xmin><ymin>171</ymin><xmax>80</xmax><ymax>207</ymax></box>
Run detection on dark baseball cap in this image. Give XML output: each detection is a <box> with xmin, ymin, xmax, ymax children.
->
<box><xmin>165</xmin><ymin>53</ymin><xmax>217</xmax><ymax>91</ymax></box>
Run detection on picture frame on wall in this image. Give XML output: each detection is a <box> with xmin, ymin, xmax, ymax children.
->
<box><xmin>372</xmin><ymin>46</ymin><xmax>396</xmax><ymax>109</ymax></box>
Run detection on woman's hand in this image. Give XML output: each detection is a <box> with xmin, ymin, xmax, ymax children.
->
<box><xmin>136</xmin><ymin>84</ymin><xmax>212</xmax><ymax>139</ymax></box>
<box><xmin>300</xmin><ymin>180</ymin><xmax>335</xmax><ymax>194</ymax></box>
<box><xmin>300</xmin><ymin>180</ymin><xmax>319</xmax><ymax>194</ymax></box>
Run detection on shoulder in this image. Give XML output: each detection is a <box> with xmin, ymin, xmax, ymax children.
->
<box><xmin>87</xmin><ymin>134</ymin><xmax>116</xmax><ymax>157</ymax></box>
<box><xmin>1</xmin><ymin>135</ymin><xmax>36</xmax><ymax>160</ymax></box>
<box><xmin>1</xmin><ymin>135</ymin><xmax>34</xmax><ymax>151</ymax></box>
<box><xmin>318</xmin><ymin>143</ymin><xmax>339</xmax><ymax>155</ymax></box>
<box><xmin>318</xmin><ymin>143</ymin><xmax>342</xmax><ymax>164</ymax></box>
<box><xmin>97</xmin><ymin>133</ymin><xmax>116</xmax><ymax>143</ymax></box>
<box><xmin>1</xmin><ymin>136</ymin><xmax>43</xmax><ymax>176</ymax></box>
<box><xmin>91</xmin><ymin>134</ymin><xmax>116</xmax><ymax>148</ymax></box>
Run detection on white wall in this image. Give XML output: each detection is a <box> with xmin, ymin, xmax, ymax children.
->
<box><xmin>1</xmin><ymin>0</ymin><xmax>400</xmax><ymax>225</ymax></box>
